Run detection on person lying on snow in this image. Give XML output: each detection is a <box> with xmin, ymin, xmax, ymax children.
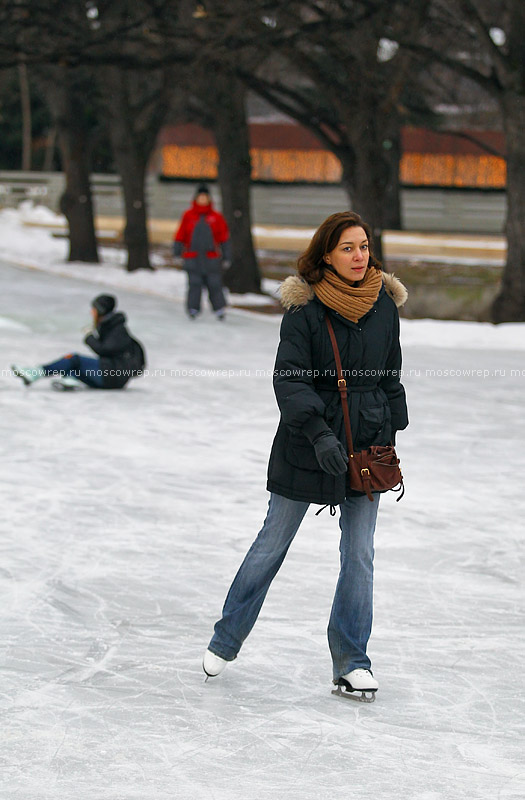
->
<box><xmin>12</xmin><ymin>294</ymin><xmax>145</xmax><ymax>391</ymax></box>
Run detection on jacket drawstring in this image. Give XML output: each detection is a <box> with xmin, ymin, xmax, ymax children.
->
<box><xmin>315</xmin><ymin>504</ymin><xmax>337</xmax><ymax>517</ymax></box>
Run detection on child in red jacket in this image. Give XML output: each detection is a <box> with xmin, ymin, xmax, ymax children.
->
<box><xmin>173</xmin><ymin>185</ymin><xmax>231</xmax><ymax>320</ymax></box>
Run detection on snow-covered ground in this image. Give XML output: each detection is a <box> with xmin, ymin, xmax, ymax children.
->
<box><xmin>0</xmin><ymin>202</ymin><xmax>280</xmax><ymax>307</ymax></box>
<box><xmin>0</xmin><ymin>215</ymin><xmax>524</xmax><ymax>799</ymax></box>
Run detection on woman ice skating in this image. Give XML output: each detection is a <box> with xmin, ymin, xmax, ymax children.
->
<box><xmin>203</xmin><ymin>211</ymin><xmax>409</xmax><ymax>702</ymax></box>
<box><xmin>173</xmin><ymin>184</ymin><xmax>231</xmax><ymax>320</ymax></box>
<box><xmin>12</xmin><ymin>294</ymin><xmax>145</xmax><ymax>391</ymax></box>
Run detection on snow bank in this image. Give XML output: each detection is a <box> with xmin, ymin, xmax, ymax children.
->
<box><xmin>16</xmin><ymin>199</ymin><xmax>66</xmax><ymax>225</ymax></box>
<box><xmin>0</xmin><ymin>202</ymin><xmax>69</xmax><ymax>264</ymax></box>
<box><xmin>401</xmin><ymin>317</ymin><xmax>525</xmax><ymax>351</ymax></box>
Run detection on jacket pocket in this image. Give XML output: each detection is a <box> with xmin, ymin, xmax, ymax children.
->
<box><xmin>356</xmin><ymin>404</ymin><xmax>391</xmax><ymax>449</ymax></box>
<box><xmin>284</xmin><ymin>428</ymin><xmax>322</xmax><ymax>471</ymax></box>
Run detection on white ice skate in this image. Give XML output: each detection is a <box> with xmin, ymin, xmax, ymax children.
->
<box><xmin>202</xmin><ymin>649</ymin><xmax>229</xmax><ymax>680</ymax></box>
<box><xmin>11</xmin><ymin>364</ymin><xmax>45</xmax><ymax>385</ymax></box>
<box><xmin>332</xmin><ymin>668</ymin><xmax>379</xmax><ymax>703</ymax></box>
<box><xmin>51</xmin><ymin>375</ymin><xmax>84</xmax><ymax>392</ymax></box>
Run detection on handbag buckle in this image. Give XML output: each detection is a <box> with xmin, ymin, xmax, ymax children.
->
<box><xmin>338</xmin><ymin>378</ymin><xmax>347</xmax><ymax>388</ymax></box>
<box><xmin>361</xmin><ymin>468</ymin><xmax>370</xmax><ymax>476</ymax></box>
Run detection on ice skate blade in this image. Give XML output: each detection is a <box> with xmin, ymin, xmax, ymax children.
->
<box><xmin>202</xmin><ymin>664</ymin><xmax>217</xmax><ymax>681</ymax></box>
<box><xmin>331</xmin><ymin>686</ymin><xmax>376</xmax><ymax>703</ymax></box>
<box><xmin>51</xmin><ymin>380</ymin><xmax>81</xmax><ymax>392</ymax></box>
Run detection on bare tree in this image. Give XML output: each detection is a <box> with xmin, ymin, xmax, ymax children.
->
<box><xmin>90</xmin><ymin>1</ymin><xmax>193</xmax><ymax>271</ymax></box>
<box><xmin>159</xmin><ymin>0</ymin><xmax>262</xmax><ymax>292</ymax></box>
<box><xmin>213</xmin><ymin>69</ymin><xmax>261</xmax><ymax>294</ymax></box>
<box><xmin>207</xmin><ymin>0</ymin><xmax>431</xmax><ymax>261</ymax></box>
<box><xmin>403</xmin><ymin>0</ymin><xmax>525</xmax><ymax>322</ymax></box>
<box><xmin>40</xmin><ymin>66</ymin><xmax>99</xmax><ymax>263</ymax></box>
<box><xmin>100</xmin><ymin>65</ymin><xmax>173</xmax><ymax>271</ymax></box>
<box><xmin>0</xmin><ymin>0</ymin><xmax>187</xmax><ymax>69</ymax></box>
<box><xmin>180</xmin><ymin>64</ymin><xmax>261</xmax><ymax>293</ymax></box>
<box><xmin>2</xmin><ymin>0</ymin><xmax>195</xmax><ymax>272</ymax></box>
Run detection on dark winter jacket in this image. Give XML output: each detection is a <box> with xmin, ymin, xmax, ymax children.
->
<box><xmin>266</xmin><ymin>272</ymin><xmax>409</xmax><ymax>505</ymax></box>
<box><xmin>173</xmin><ymin>201</ymin><xmax>231</xmax><ymax>273</ymax></box>
<box><xmin>84</xmin><ymin>312</ymin><xmax>143</xmax><ymax>389</ymax></box>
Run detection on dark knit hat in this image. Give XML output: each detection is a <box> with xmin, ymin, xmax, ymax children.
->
<box><xmin>195</xmin><ymin>183</ymin><xmax>210</xmax><ymax>197</ymax></box>
<box><xmin>92</xmin><ymin>294</ymin><xmax>116</xmax><ymax>317</ymax></box>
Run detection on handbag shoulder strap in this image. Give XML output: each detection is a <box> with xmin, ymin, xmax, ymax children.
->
<box><xmin>325</xmin><ymin>315</ymin><xmax>355</xmax><ymax>456</ymax></box>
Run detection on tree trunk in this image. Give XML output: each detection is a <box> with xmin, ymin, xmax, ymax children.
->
<box><xmin>107</xmin><ymin>124</ymin><xmax>152</xmax><ymax>272</ymax></box>
<box><xmin>104</xmin><ymin>70</ymin><xmax>153</xmax><ymax>272</ymax></box>
<box><xmin>118</xmin><ymin>159</ymin><xmax>152</xmax><ymax>272</ymax></box>
<box><xmin>381</xmin><ymin>129</ymin><xmax>403</xmax><ymax>231</ymax></box>
<box><xmin>58</xmin><ymin>153</ymin><xmax>99</xmax><ymax>264</ymax></box>
<box><xmin>342</xmin><ymin>110</ymin><xmax>402</xmax><ymax>267</ymax></box>
<box><xmin>18</xmin><ymin>62</ymin><xmax>32</xmax><ymax>171</ymax></box>
<box><xmin>45</xmin><ymin>70</ymin><xmax>99</xmax><ymax>263</ymax></box>
<box><xmin>212</xmin><ymin>74</ymin><xmax>261</xmax><ymax>294</ymax></box>
<box><xmin>491</xmin><ymin>92</ymin><xmax>525</xmax><ymax>322</ymax></box>
<box><xmin>43</xmin><ymin>126</ymin><xmax>57</xmax><ymax>172</ymax></box>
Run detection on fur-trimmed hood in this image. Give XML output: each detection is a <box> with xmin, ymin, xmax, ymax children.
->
<box><xmin>279</xmin><ymin>271</ymin><xmax>408</xmax><ymax>311</ymax></box>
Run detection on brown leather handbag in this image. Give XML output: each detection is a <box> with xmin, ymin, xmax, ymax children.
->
<box><xmin>325</xmin><ymin>316</ymin><xmax>404</xmax><ymax>502</ymax></box>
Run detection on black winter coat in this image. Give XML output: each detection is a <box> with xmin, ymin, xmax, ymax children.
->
<box><xmin>267</xmin><ymin>273</ymin><xmax>409</xmax><ymax>505</ymax></box>
<box><xmin>84</xmin><ymin>312</ymin><xmax>139</xmax><ymax>389</ymax></box>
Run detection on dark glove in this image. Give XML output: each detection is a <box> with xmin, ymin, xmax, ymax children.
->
<box><xmin>313</xmin><ymin>431</ymin><xmax>349</xmax><ymax>475</ymax></box>
<box><xmin>172</xmin><ymin>242</ymin><xmax>183</xmax><ymax>265</ymax></box>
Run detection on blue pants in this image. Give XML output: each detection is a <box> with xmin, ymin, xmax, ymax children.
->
<box><xmin>209</xmin><ymin>491</ymin><xmax>380</xmax><ymax>679</ymax></box>
<box><xmin>43</xmin><ymin>353</ymin><xmax>104</xmax><ymax>388</ymax></box>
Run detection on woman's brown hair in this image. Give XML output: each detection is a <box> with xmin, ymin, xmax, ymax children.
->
<box><xmin>297</xmin><ymin>211</ymin><xmax>382</xmax><ymax>284</ymax></box>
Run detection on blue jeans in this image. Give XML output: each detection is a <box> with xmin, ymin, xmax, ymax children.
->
<box><xmin>209</xmin><ymin>491</ymin><xmax>380</xmax><ymax>680</ymax></box>
<box><xmin>43</xmin><ymin>353</ymin><xmax>104</xmax><ymax>388</ymax></box>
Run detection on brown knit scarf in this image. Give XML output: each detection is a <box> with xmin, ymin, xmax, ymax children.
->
<box><xmin>313</xmin><ymin>267</ymin><xmax>382</xmax><ymax>322</ymax></box>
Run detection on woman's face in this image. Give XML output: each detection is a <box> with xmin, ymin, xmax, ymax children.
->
<box><xmin>325</xmin><ymin>225</ymin><xmax>370</xmax><ymax>283</ymax></box>
<box><xmin>91</xmin><ymin>307</ymin><xmax>98</xmax><ymax>323</ymax></box>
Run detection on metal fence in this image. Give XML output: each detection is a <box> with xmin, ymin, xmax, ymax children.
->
<box><xmin>0</xmin><ymin>171</ymin><xmax>506</xmax><ymax>233</ymax></box>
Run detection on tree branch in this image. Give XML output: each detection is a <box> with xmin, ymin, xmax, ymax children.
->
<box><xmin>434</xmin><ymin>129</ymin><xmax>505</xmax><ymax>158</ymax></box>
<box><xmin>457</xmin><ymin>0</ymin><xmax>511</xmax><ymax>84</ymax></box>
<box><xmin>399</xmin><ymin>40</ymin><xmax>501</xmax><ymax>95</ymax></box>
<box><xmin>238</xmin><ymin>69</ymin><xmax>350</xmax><ymax>157</ymax></box>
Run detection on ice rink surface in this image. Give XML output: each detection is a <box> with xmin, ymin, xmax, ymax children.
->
<box><xmin>1</xmin><ymin>262</ymin><xmax>524</xmax><ymax>800</ymax></box>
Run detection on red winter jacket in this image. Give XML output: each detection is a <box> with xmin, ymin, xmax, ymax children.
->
<box><xmin>173</xmin><ymin>201</ymin><xmax>230</xmax><ymax>259</ymax></box>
